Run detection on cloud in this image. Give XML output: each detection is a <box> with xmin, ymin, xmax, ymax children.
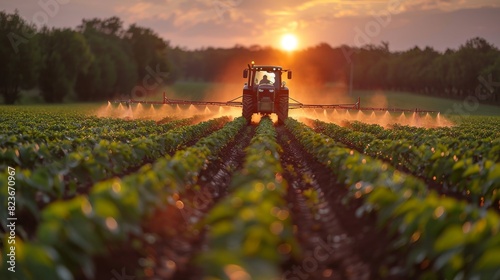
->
<box><xmin>1</xmin><ymin>0</ymin><xmax>500</xmax><ymax>50</ymax></box>
<box><xmin>93</xmin><ymin>0</ymin><xmax>500</xmax><ymax>50</ymax></box>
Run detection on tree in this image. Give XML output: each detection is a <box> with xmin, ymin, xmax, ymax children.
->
<box><xmin>125</xmin><ymin>25</ymin><xmax>172</xmax><ymax>87</ymax></box>
<box><xmin>454</xmin><ymin>37</ymin><xmax>498</xmax><ymax>95</ymax></box>
<box><xmin>0</xmin><ymin>11</ymin><xmax>40</xmax><ymax>104</ymax></box>
<box><xmin>38</xmin><ymin>28</ymin><xmax>92</xmax><ymax>103</ymax></box>
<box><xmin>75</xmin><ymin>18</ymin><xmax>138</xmax><ymax>101</ymax></box>
<box><xmin>350</xmin><ymin>43</ymin><xmax>390</xmax><ymax>89</ymax></box>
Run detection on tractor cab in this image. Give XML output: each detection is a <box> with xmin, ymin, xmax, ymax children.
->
<box><xmin>243</xmin><ymin>65</ymin><xmax>292</xmax><ymax>89</ymax></box>
<box><xmin>242</xmin><ymin>64</ymin><xmax>292</xmax><ymax>124</ymax></box>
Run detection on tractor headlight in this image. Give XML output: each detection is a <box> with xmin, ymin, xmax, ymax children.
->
<box><xmin>258</xmin><ymin>89</ymin><xmax>264</xmax><ymax>92</ymax></box>
<box><xmin>269</xmin><ymin>89</ymin><xmax>274</xmax><ymax>93</ymax></box>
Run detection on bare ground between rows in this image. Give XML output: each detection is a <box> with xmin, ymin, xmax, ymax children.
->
<box><xmin>276</xmin><ymin>125</ymin><xmax>406</xmax><ymax>280</ymax></box>
<box><xmin>84</xmin><ymin>124</ymin><xmax>255</xmax><ymax>280</ymax></box>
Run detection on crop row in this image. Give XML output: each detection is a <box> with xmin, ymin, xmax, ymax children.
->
<box><xmin>1</xmin><ymin>115</ymin><xmax>228</xmax><ymax>227</ymax></box>
<box><xmin>0</xmin><ymin>104</ymin><xmax>214</xmax><ymax>149</ymax></box>
<box><xmin>312</xmin><ymin>119</ymin><xmax>500</xmax><ymax>206</ymax></box>
<box><xmin>347</xmin><ymin>116</ymin><xmax>499</xmax><ymax>143</ymax></box>
<box><xmin>316</xmin><ymin>119</ymin><xmax>499</xmax><ymax>163</ymax></box>
<box><xmin>200</xmin><ymin>116</ymin><xmax>297</xmax><ymax>280</ymax></box>
<box><xmin>0</xmin><ymin>112</ymin><xmax>158</xmax><ymax>145</ymax></box>
<box><xmin>286</xmin><ymin>118</ymin><xmax>500</xmax><ymax>279</ymax></box>
<box><xmin>0</xmin><ymin>116</ymin><xmax>247</xmax><ymax>279</ymax></box>
<box><xmin>0</xmin><ymin>117</ymin><xmax>231</xmax><ymax>235</ymax></box>
<box><xmin>346</xmin><ymin>118</ymin><xmax>500</xmax><ymax>160</ymax></box>
<box><xmin>0</xmin><ymin>115</ymin><xmax>204</xmax><ymax>169</ymax></box>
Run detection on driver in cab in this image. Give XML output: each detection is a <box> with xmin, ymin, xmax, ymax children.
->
<box><xmin>259</xmin><ymin>75</ymin><xmax>272</xmax><ymax>85</ymax></box>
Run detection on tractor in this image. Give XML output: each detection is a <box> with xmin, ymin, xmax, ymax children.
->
<box><xmin>113</xmin><ymin>62</ymin><xmax>438</xmax><ymax>123</ymax></box>
<box><xmin>242</xmin><ymin>63</ymin><xmax>292</xmax><ymax>124</ymax></box>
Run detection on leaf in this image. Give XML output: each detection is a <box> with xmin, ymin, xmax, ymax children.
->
<box><xmin>37</xmin><ymin>221</ymin><xmax>62</xmax><ymax>245</ymax></box>
<box><xmin>475</xmin><ymin>248</ymin><xmax>500</xmax><ymax>270</ymax></box>
<box><xmin>93</xmin><ymin>199</ymin><xmax>119</xmax><ymax>218</ymax></box>
<box><xmin>433</xmin><ymin>247</ymin><xmax>461</xmax><ymax>270</ymax></box>
<box><xmin>487</xmin><ymin>164</ymin><xmax>500</xmax><ymax>181</ymax></box>
<box><xmin>23</xmin><ymin>244</ymin><xmax>71</xmax><ymax>280</ymax></box>
<box><xmin>463</xmin><ymin>164</ymin><xmax>481</xmax><ymax>177</ymax></box>
<box><xmin>42</xmin><ymin>201</ymin><xmax>70</xmax><ymax>220</ymax></box>
<box><xmin>211</xmin><ymin>220</ymin><xmax>235</xmax><ymax>238</ymax></box>
<box><xmin>434</xmin><ymin>226</ymin><xmax>465</xmax><ymax>252</ymax></box>
<box><xmin>452</xmin><ymin>160</ymin><xmax>465</xmax><ymax>171</ymax></box>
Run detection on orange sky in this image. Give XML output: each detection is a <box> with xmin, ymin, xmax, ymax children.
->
<box><xmin>2</xmin><ymin>0</ymin><xmax>500</xmax><ymax>51</ymax></box>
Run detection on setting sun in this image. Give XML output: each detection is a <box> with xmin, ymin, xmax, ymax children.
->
<box><xmin>281</xmin><ymin>34</ymin><xmax>298</xmax><ymax>51</ymax></box>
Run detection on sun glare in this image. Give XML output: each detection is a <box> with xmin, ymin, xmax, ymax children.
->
<box><xmin>281</xmin><ymin>34</ymin><xmax>298</xmax><ymax>51</ymax></box>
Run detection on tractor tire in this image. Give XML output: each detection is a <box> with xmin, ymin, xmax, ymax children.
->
<box><xmin>242</xmin><ymin>94</ymin><xmax>254</xmax><ymax>124</ymax></box>
<box><xmin>276</xmin><ymin>94</ymin><xmax>289</xmax><ymax>125</ymax></box>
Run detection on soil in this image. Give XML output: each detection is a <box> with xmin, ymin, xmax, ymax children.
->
<box><xmin>276</xmin><ymin>125</ymin><xmax>407</xmax><ymax>280</ymax></box>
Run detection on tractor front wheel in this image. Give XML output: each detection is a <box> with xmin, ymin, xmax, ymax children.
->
<box><xmin>276</xmin><ymin>94</ymin><xmax>289</xmax><ymax>125</ymax></box>
<box><xmin>242</xmin><ymin>94</ymin><xmax>254</xmax><ymax>124</ymax></box>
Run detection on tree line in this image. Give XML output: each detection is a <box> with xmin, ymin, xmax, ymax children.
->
<box><xmin>1</xmin><ymin>11</ymin><xmax>171</xmax><ymax>104</ymax></box>
<box><xmin>1</xmin><ymin>11</ymin><xmax>499</xmax><ymax>104</ymax></box>
<box><xmin>170</xmin><ymin>39</ymin><xmax>500</xmax><ymax>104</ymax></box>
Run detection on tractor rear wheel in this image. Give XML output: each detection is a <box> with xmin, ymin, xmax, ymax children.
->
<box><xmin>276</xmin><ymin>94</ymin><xmax>289</xmax><ymax>125</ymax></box>
<box><xmin>242</xmin><ymin>94</ymin><xmax>254</xmax><ymax>124</ymax></box>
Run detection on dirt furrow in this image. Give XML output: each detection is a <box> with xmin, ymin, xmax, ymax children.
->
<box><xmin>277</xmin><ymin>125</ymin><xmax>395</xmax><ymax>280</ymax></box>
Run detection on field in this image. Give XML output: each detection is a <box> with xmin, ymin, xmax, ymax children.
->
<box><xmin>1</xmin><ymin>100</ymin><xmax>500</xmax><ymax>280</ymax></box>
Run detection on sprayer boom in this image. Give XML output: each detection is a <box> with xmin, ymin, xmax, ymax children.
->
<box><xmin>113</xmin><ymin>94</ymin><xmax>437</xmax><ymax>114</ymax></box>
<box><xmin>112</xmin><ymin>63</ymin><xmax>438</xmax><ymax>123</ymax></box>
<box><xmin>164</xmin><ymin>96</ymin><xmax>243</xmax><ymax>107</ymax></box>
